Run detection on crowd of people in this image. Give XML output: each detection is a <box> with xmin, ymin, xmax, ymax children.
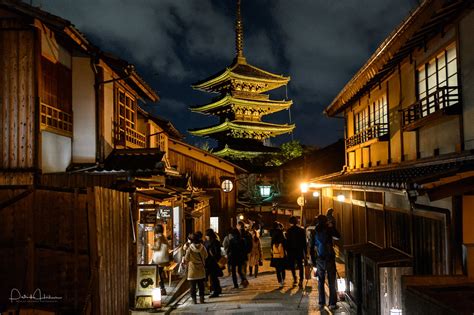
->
<box><xmin>151</xmin><ymin>209</ymin><xmax>341</xmax><ymax>310</ymax></box>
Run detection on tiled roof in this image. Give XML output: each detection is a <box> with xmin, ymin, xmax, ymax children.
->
<box><xmin>101</xmin><ymin>149</ymin><xmax>165</xmax><ymax>175</ymax></box>
<box><xmin>317</xmin><ymin>155</ymin><xmax>474</xmax><ymax>190</ymax></box>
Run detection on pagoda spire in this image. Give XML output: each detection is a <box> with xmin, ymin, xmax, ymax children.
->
<box><xmin>235</xmin><ymin>0</ymin><xmax>246</xmax><ymax>63</ymax></box>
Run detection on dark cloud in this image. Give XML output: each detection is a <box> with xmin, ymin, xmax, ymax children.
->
<box><xmin>38</xmin><ymin>0</ymin><xmax>416</xmax><ymax>147</ymax></box>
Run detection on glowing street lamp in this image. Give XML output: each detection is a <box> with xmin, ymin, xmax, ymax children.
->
<box><xmin>299</xmin><ymin>182</ymin><xmax>309</xmax><ymax>225</ymax></box>
<box><xmin>312</xmin><ymin>191</ymin><xmax>320</xmax><ymax>198</ymax></box>
<box><xmin>337</xmin><ymin>194</ymin><xmax>345</xmax><ymax>202</ymax></box>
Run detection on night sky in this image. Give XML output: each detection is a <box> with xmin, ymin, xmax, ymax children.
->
<box><xmin>39</xmin><ymin>0</ymin><xmax>418</xmax><ymax>148</ymax></box>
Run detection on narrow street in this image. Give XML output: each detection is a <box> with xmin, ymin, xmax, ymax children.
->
<box><xmin>169</xmin><ymin>236</ymin><xmax>351</xmax><ymax>315</ymax></box>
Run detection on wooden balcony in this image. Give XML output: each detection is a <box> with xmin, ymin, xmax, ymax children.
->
<box><xmin>402</xmin><ymin>86</ymin><xmax>460</xmax><ymax>131</ymax></box>
<box><xmin>113</xmin><ymin>123</ymin><xmax>146</xmax><ymax>148</ymax></box>
<box><xmin>346</xmin><ymin>123</ymin><xmax>389</xmax><ymax>149</ymax></box>
<box><xmin>40</xmin><ymin>102</ymin><xmax>73</xmax><ymax>137</ymax></box>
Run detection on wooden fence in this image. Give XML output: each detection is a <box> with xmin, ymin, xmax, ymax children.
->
<box><xmin>0</xmin><ymin>186</ymin><xmax>130</xmax><ymax>314</ymax></box>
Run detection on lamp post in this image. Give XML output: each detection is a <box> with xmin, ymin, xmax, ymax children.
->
<box><xmin>299</xmin><ymin>183</ymin><xmax>309</xmax><ymax>226</ymax></box>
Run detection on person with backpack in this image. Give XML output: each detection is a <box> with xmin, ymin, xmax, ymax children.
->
<box><xmin>286</xmin><ymin>216</ymin><xmax>306</xmax><ymax>288</ymax></box>
<box><xmin>184</xmin><ymin>232</ymin><xmax>208</xmax><ymax>304</ymax></box>
<box><xmin>270</xmin><ymin>228</ymin><xmax>287</xmax><ymax>288</ymax></box>
<box><xmin>312</xmin><ymin>214</ymin><xmax>341</xmax><ymax>310</ymax></box>
<box><xmin>238</xmin><ymin>221</ymin><xmax>252</xmax><ymax>284</ymax></box>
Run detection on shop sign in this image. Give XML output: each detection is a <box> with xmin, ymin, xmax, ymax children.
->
<box><xmin>135</xmin><ymin>264</ymin><xmax>157</xmax><ymax>308</ymax></box>
<box><xmin>158</xmin><ymin>206</ymin><xmax>172</xmax><ymax>218</ymax></box>
<box><xmin>140</xmin><ymin>210</ymin><xmax>157</xmax><ymax>224</ymax></box>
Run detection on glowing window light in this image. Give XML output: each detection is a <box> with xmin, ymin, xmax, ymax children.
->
<box><xmin>313</xmin><ymin>191</ymin><xmax>320</xmax><ymax>198</ymax></box>
<box><xmin>259</xmin><ymin>185</ymin><xmax>271</xmax><ymax>197</ymax></box>
<box><xmin>337</xmin><ymin>278</ymin><xmax>346</xmax><ymax>293</ymax></box>
<box><xmin>152</xmin><ymin>288</ymin><xmax>162</xmax><ymax>308</ymax></box>
<box><xmin>337</xmin><ymin>194</ymin><xmax>345</xmax><ymax>202</ymax></box>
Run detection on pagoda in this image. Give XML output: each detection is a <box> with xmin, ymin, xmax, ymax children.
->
<box><xmin>189</xmin><ymin>0</ymin><xmax>295</xmax><ymax>161</ymax></box>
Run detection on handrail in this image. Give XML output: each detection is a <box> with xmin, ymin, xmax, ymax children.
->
<box><xmin>402</xmin><ymin>86</ymin><xmax>459</xmax><ymax>127</ymax></box>
<box><xmin>113</xmin><ymin>122</ymin><xmax>146</xmax><ymax>148</ymax></box>
<box><xmin>346</xmin><ymin>123</ymin><xmax>388</xmax><ymax>148</ymax></box>
<box><xmin>40</xmin><ymin>102</ymin><xmax>73</xmax><ymax>136</ymax></box>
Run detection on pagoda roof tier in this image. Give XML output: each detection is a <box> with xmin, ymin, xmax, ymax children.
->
<box><xmin>213</xmin><ymin>144</ymin><xmax>279</xmax><ymax>159</ymax></box>
<box><xmin>190</xmin><ymin>94</ymin><xmax>293</xmax><ymax>115</ymax></box>
<box><xmin>188</xmin><ymin>120</ymin><xmax>295</xmax><ymax>140</ymax></box>
<box><xmin>192</xmin><ymin>58</ymin><xmax>290</xmax><ymax>94</ymax></box>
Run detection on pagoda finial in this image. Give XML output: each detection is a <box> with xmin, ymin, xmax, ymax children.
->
<box><xmin>235</xmin><ymin>0</ymin><xmax>246</xmax><ymax>63</ymax></box>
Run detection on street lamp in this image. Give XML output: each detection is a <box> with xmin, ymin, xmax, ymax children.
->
<box><xmin>299</xmin><ymin>183</ymin><xmax>309</xmax><ymax>226</ymax></box>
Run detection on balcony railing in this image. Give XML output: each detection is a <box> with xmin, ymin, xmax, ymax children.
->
<box><xmin>113</xmin><ymin>122</ymin><xmax>146</xmax><ymax>148</ymax></box>
<box><xmin>346</xmin><ymin>123</ymin><xmax>388</xmax><ymax>149</ymax></box>
<box><xmin>402</xmin><ymin>86</ymin><xmax>460</xmax><ymax>130</ymax></box>
<box><xmin>40</xmin><ymin>102</ymin><xmax>73</xmax><ymax>137</ymax></box>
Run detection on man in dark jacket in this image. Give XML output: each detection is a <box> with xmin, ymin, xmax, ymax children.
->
<box><xmin>286</xmin><ymin>216</ymin><xmax>306</xmax><ymax>287</ymax></box>
<box><xmin>313</xmin><ymin>214</ymin><xmax>341</xmax><ymax>310</ymax></box>
<box><xmin>238</xmin><ymin>221</ymin><xmax>252</xmax><ymax>286</ymax></box>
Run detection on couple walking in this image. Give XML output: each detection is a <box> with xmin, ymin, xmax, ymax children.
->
<box><xmin>224</xmin><ymin>221</ymin><xmax>263</xmax><ymax>289</ymax></box>
<box><xmin>270</xmin><ymin>216</ymin><xmax>307</xmax><ymax>288</ymax></box>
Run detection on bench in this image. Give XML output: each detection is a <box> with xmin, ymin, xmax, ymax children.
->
<box><xmin>164</xmin><ymin>261</ymin><xmax>178</xmax><ymax>287</ymax></box>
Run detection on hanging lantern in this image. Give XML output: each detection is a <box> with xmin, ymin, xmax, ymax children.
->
<box><xmin>152</xmin><ymin>288</ymin><xmax>162</xmax><ymax>308</ymax></box>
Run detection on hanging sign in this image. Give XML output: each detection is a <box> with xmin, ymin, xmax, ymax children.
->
<box><xmin>158</xmin><ymin>206</ymin><xmax>172</xmax><ymax>218</ymax></box>
<box><xmin>140</xmin><ymin>210</ymin><xmax>157</xmax><ymax>224</ymax></box>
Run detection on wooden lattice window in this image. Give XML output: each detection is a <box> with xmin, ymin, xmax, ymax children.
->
<box><xmin>41</xmin><ymin>57</ymin><xmax>71</xmax><ymax>113</ymax></box>
<box><xmin>116</xmin><ymin>88</ymin><xmax>136</xmax><ymax>129</ymax></box>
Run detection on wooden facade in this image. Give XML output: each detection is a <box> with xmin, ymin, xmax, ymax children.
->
<box><xmin>0</xmin><ymin>17</ymin><xmax>36</xmax><ymax>171</ymax></box>
<box><xmin>312</xmin><ymin>1</ymin><xmax>474</xmax><ymax>313</ymax></box>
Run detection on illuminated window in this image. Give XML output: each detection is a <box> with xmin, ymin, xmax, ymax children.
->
<box><xmin>116</xmin><ymin>88</ymin><xmax>137</xmax><ymax>130</ymax></box>
<box><xmin>417</xmin><ymin>43</ymin><xmax>458</xmax><ymax>116</ymax></box>
<box><xmin>259</xmin><ymin>185</ymin><xmax>271</xmax><ymax>197</ymax></box>
<box><xmin>354</xmin><ymin>94</ymin><xmax>388</xmax><ymax>135</ymax></box>
<box><xmin>210</xmin><ymin>217</ymin><xmax>219</xmax><ymax>233</ymax></box>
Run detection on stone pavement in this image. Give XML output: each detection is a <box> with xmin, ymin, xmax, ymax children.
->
<box><xmin>169</xmin><ymin>258</ymin><xmax>353</xmax><ymax>315</ymax></box>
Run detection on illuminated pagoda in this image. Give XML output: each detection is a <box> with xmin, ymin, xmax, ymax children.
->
<box><xmin>189</xmin><ymin>0</ymin><xmax>295</xmax><ymax>161</ymax></box>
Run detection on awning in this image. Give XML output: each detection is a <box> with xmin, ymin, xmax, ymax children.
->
<box><xmin>101</xmin><ymin>148</ymin><xmax>165</xmax><ymax>175</ymax></box>
<box><xmin>314</xmin><ymin>155</ymin><xmax>474</xmax><ymax>192</ymax></box>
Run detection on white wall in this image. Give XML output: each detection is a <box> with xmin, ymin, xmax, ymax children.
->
<box><xmin>41</xmin><ymin>131</ymin><xmax>72</xmax><ymax>173</ymax></box>
<box><xmin>72</xmin><ymin>57</ymin><xmax>96</xmax><ymax>163</ymax></box>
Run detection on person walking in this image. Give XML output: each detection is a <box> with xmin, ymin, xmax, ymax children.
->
<box><xmin>204</xmin><ymin>229</ymin><xmax>223</xmax><ymax>298</ymax></box>
<box><xmin>248</xmin><ymin>226</ymin><xmax>263</xmax><ymax>278</ymax></box>
<box><xmin>270</xmin><ymin>228</ymin><xmax>287</xmax><ymax>288</ymax></box>
<box><xmin>286</xmin><ymin>216</ymin><xmax>306</xmax><ymax>288</ymax></box>
<box><xmin>227</xmin><ymin>228</ymin><xmax>248</xmax><ymax>288</ymax></box>
<box><xmin>238</xmin><ymin>221</ymin><xmax>253</xmax><ymax>283</ymax></box>
<box><xmin>312</xmin><ymin>214</ymin><xmax>341</xmax><ymax>310</ymax></box>
<box><xmin>150</xmin><ymin>224</ymin><xmax>170</xmax><ymax>295</ymax></box>
<box><xmin>222</xmin><ymin>228</ymin><xmax>233</xmax><ymax>276</ymax></box>
<box><xmin>184</xmin><ymin>232</ymin><xmax>208</xmax><ymax>304</ymax></box>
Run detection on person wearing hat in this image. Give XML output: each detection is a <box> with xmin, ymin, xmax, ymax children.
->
<box><xmin>312</xmin><ymin>214</ymin><xmax>341</xmax><ymax>310</ymax></box>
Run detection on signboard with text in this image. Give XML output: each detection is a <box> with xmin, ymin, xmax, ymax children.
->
<box><xmin>158</xmin><ymin>206</ymin><xmax>172</xmax><ymax>218</ymax></box>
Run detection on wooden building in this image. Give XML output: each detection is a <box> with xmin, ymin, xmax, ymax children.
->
<box><xmin>0</xmin><ymin>0</ymin><xmax>244</xmax><ymax>313</ymax></box>
<box><xmin>189</xmin><ymin>0</ymin><xmax>294</xmax><ymax>161</ymax></box>
<box><xmin>309</xmin><ymin>1</ymin><xmax>474</xmax><ymax>314</ymax></box>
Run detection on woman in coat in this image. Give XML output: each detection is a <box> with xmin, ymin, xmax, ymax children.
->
<box><xmin>270</xmin><ymin>228</ymin><xmax>287</xmax><ymax>288</ymax></box>
<box><xmin>151</xmin><ymin>224</ymin><xmax>170</xmax><ymax>295</ymax></box>
<box><xmin>184</xmin><ymin>232</ymin><xmax>208</xmax><ymax>304</ymax></box>
<box><xmin>248</xmin><ymin>227</ymin><xmax>263</xmax><ymax>278</ymax></box>
<box><xmin>204</xmin><ymin>228</ymin><xmax>223</xmax><ymax>297</ymax></box>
